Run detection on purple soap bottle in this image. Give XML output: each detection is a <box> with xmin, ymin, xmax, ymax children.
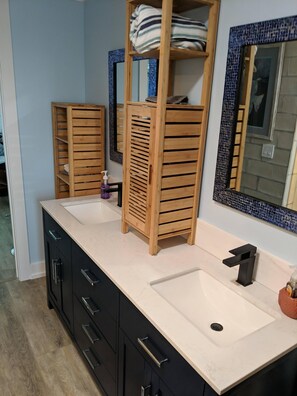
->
<box><xmin>101</xmin><ymin>170</ymin><xmax>110</xmax><ymax>199</ymax></box>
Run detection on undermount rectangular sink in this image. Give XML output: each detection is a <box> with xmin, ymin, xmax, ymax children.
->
<box><xmin>62</xmin><ymin>199</ymin><xmax>121</xmax><ymax>225</ymax></box>
<box><xmin>151</xmin><ymin>268</ymin><xmax>275</xmax><ymax>347</ymax></box>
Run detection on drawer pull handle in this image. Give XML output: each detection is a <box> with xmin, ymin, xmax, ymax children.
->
<box><xmin>141</xmin><ymin>384</ymin><xmax>151</xmax><ymax>396</ymax></box>
<box><xmin>82</xmin><ymin>349</ymin><xmax>100</xmax><ymax>371</ymax></box>
<box><xmin>137</xmin><ymin>337</ymin><xmax>169</xmax><ymax>368</ymax></box>
<box><xmin>52</xmin><ymin>259</ymin><xmax>62</xmax><ymax>284</ymax></box>
<box><xmin>49</xmin><ymin>229</ymin><xmax>61</xmax><ymax>241</ymax></box>
<box><xmin>82</xmin><ymin>324</ymin><xmax>101</xmax><ymax>344</ymax></box>
<box><xmin>81</xmin><ymin>297</ymin><xmax>100</xmax><ymax>316</ymax></box>
<box><xmin>81</xmin><ymin>269</ymin><xmax>100</xmax><ymax>286</ymax></box>
<box><xmin>52</xmin><ymin>259</ymin><xmax>57</xmax><ymax>283</ymax></box>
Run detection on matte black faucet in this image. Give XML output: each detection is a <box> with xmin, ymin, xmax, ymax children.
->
<box><xmin>223</xmin><ymin>244</ymin><xmax>257</xmax><ymax>286</ymax></box>
<box><xmin>105</xmin><ymin>182</ymin><xmax>122</xmax><ymax>207</ymax></box>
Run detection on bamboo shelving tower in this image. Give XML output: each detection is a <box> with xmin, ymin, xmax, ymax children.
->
<box><xmin>52</xmin><ymin>103</ymin><xmax>105</xmax><ymax>198</ymax></box>
<box><xmin>122</xmin><ymin>0</ymin><xmax>220</xmax><ymax>255</ymax></box>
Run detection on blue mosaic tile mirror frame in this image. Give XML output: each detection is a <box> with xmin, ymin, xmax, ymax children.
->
<box><xmin>213</xmin><ymin>15</ymin><xmax>297</xmax><ymax>233</ymax></box>
<box><xmin>108</xmin><ymin>48</ymin><xmax>158</xmax><ymax>164</ymax></box>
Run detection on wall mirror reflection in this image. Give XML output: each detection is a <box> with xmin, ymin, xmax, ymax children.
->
<box><xmin>214</xmin><ymin>15</ymin><xmax>297</xmax><ymax>234</ymax></box>
<box><xmin>108</xmin><ymin>48</ymin><xmax>158</xmax><ymax>164</ymax></box>
<box><xmin>230</xmin><ymin>41</ymin><xmax>297</xmax><ymax>211</ymax></box>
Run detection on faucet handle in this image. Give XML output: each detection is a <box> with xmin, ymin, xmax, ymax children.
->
<box><xmin>228</xmin><ymin>243</ymin><xmax>257</xmax><ymax>259</ymax></box>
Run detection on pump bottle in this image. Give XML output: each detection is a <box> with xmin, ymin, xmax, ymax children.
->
<box><xmin>101</xmin><ymin>170</ymin><xmax>110</xmax><ymax>199</ymax></box>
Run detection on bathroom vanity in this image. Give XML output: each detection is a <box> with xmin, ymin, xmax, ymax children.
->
<box><xmin>41</xmin><ymin>196</ymin><xmax>297</xmax><ymax>396</ymax></box>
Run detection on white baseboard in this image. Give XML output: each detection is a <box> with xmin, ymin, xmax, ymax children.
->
<box><xmin>30</xmin><ymin>260</ymin><xmax>46</xmax><ymax>279</ymax></box>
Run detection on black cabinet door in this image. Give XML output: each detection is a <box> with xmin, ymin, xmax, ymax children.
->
<box><xmin>119</xmin><ymin>330</ymin><xmax>175</xmax><ymax>396</ymax></box>
<box><xmin>44</xmin><ymin>234</ymin><xmax>61</xmax><ymax>308</ymax></box>
<box><xmin>119</xmin><ymin>330</ymin><xmax>155</xmax><ymax>396</ymax></box>
<box><xmin>152</xmin><ymin>372</ymin><xmax>174</xmax><ymax>396</ymax></box>
<box><xmin>58</xmin><ymin>248</ymin><xmax>73</xmax><ymax>332</ymax></box>
<box><xmin>43</xmin><ymin>211</ymin><xmax>73</xmax><ymax>333</ymax></box>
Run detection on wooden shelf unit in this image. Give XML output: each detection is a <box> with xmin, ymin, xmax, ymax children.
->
<box><xmin>122</xmin><ymin>0</ymin><xmax>220</xmax><ymax>254</ymax></box>
<box><xmin>129</xmin><ymin>48</ymin><xmax>209</xmax><ymax>60</ymax></box>
<box><xmin>52</xmin><ymin>103</ymin><xmax>105</xmax><ymax>198</ymax></box>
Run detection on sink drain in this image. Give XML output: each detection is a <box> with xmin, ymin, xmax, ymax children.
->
<box><xmin>210</xmin><ymin>322</ymin><xmax>223</xmax><ymax>332</ymax></box>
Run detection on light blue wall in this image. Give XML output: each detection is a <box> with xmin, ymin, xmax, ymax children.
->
<box><xmin>9</xmin><ymin>0</ymin><xmax>85</xmax><ymax>265</ymax></box>
<box><xmin>84</xmin><ymin>0</ymin><xmax>126</xmax><ymax>179</ymax></box>
<box><xmin>200</xmin><ymin>0</ymin><xmax>297</xmax><ymax>263</ymax></box>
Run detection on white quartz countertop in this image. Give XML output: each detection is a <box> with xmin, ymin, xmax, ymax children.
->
<box><xmin>41</xmin><ymin>196</ymin><xmax>297</xmax><ymax>395</ymax></box>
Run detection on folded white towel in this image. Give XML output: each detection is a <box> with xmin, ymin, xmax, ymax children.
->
<box><xmin>130</xmin><ymin>4</ymin><xmax>208</xmax><ymax>54</ymax></box>
<box><xmin>63</xmin><ymin>163</ymin><xmax>69</xmax><ymax>174</ymax></box>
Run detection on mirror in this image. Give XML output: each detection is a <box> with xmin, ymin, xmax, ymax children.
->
<box><xmin>108</xmin><ymin>48</ymin><xmax>158</xmax><ymax>164</ymax></box>
<box><xmin>214</xmin><ymin>15</ymin><xmax>297</xmax><ymax>234</ymax></box>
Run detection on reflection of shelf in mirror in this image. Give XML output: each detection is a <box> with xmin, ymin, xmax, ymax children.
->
<box><xmin>57</xmin><ymin>173</ymin><xmax>70</xmax><ymax>185</ymax></box>
<box><xmin>127</xmin><ymin>101</ymin><xmax>204</xmax><ymax>111</ymax></box>
<box><xmin>56</xmin><ymin>136</ymin><xmax>68</xmax><ymax>144</ymax></box>
<box><xmin>129</xmin><ymin>48</ymin><xmax>209</xmax><ymax>60</ymax></box>
<box><xmin>128</xmin><ymin>0</ymin><xmax>214</xmax><ymax>13</ymax></box>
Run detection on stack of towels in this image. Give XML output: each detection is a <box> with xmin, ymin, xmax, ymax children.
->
<box><xmin>130</xmin><ymin>4</ymin><xmax>208</xmax><ymax>54</ymax></box>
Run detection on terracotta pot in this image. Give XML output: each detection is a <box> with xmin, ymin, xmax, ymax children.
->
<box><xmin>278</xmin><ymin>287</ymin><xmax>297</xmax><ymax>319</ymax></box>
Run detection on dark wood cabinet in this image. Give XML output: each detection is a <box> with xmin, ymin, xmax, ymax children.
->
<box><xmin>71</xmin><ymin>241</ymin><xmax>119</xmax><ymax>395</ymax></box>
<box><xmin>118</xmin><ymin>330</ymin><xmax>174</xmax><ymax>396</ymax></box>
<box><xmin>42</xmin><ymin>210</ymin><xmax>297</xmax><ymax>396</ymax></box>
<box><xmin>119</xmin><ymin>294</ymin><xmax>205</xmax><ymax>396</ymax></box>
<box><xmin>43</xmin><ymin>211</ymin><xmax>73</xmax><ymax>333</ymax></box>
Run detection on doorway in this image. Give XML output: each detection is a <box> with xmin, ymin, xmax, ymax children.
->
<box><xmin>0</xmin><ymin>107</ymin><xmax>16</xmax><ymax>282</ymax></box>
<box><xmin>0</xmin><ymin>0</ymin><xmax>30</xmax><ymax>280</ymax></box>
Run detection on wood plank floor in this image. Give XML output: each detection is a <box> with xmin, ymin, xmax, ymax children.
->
<box><xmin>0</xmin><ymin>277</ymin><xmax>102</xmax><ymax>395</ymax></box>
<box><xmin>0</xmin><ymin>196</ymin><xmax>16</xmax><ymax>283</ymax></box>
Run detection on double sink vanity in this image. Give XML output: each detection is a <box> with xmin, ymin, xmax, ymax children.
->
<box><xmin>41</xmin><ymin>196</ymin><xmax>297</xmax><ymax>396</ymax></box>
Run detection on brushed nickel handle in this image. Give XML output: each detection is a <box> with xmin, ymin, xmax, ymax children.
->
<box><xmin>52</xmin><ymin>258</ymin><xmax>62</xmax><ymax>284</ymax></box>
<box><xmin>81</xmin><ymin>297</ymin><xmax>100</xmax><ymax>316</ymax></box>
<box><xmin>55</xmin><ymin>259</ymin><xmax>62</xmax><ymax>283</ymax></box>
<box><xmin>49</xmin><ymin>229</ymin><xmax>61</xmax><ymax>241</ymax></box>
<box><xmin>81</xmin><ymin>268</ymin><xmax>100</xmax><ymax>286</ymax></box>
<box><xmin>141</xmin><ymin>384</ymin><xmax>151</xmax><ymax>396</ymax></box>
<box><xmin>137</xmin><ymin>337</ymin><xmax>168</xmax><ymax>368</ymax></box>
<box><xmin>82</xmin><ymin>349</ymin><xmax>100</xmax><ymax>371</ymax></box>
<box><xmin>82</xmin><ymin>324</ymin><xmax>101</xmax><ymax>344</ymax></box>
<box><xmin>52</xmin><ymin>259</ymin><xmax>57</xmax><ymax>283</ymax></box>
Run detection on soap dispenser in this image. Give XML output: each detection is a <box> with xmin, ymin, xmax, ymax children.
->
<box><xmin>101</xmin><ymin>170</ymin><xmax>110</xmax><ymax>199</ymax></box>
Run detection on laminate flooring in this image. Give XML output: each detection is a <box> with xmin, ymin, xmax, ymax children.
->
<box><xmin>0</xmin><ymin>196</ymin><xmax>16</xmax><ymax>283</ymax></box>
<box><xmin>0</xmin><ymin>277</ymin><xmax>102</xmax><ymax>396</ymax></box>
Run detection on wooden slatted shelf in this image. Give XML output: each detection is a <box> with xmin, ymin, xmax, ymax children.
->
<box><xmin>122</xmin><ymin>0</ymin><xmax>220</xmax><ymax>254</ymax></box>
<box><xmin>56</xmin><ymin>136</ymin><xmax>68</xmax><ymax>144</ymax></box>
<box><xmin>129</xmin><ymin>48</ymin><xmax>209</xmax><ymax>60</ymax></box>
<box><xmin>128</xmin><ymin>0</ymin><xmax>215</xmax><ymax>12</ymax></box>
<box><xmin>52</xmin><ymin>103</ymin><xmax>105</xmax><ymax>198</ymax></box>
<box><xmin>56</xmin><ymin>172</ymin><xmax>70</xmax><ymax>185</ymax></box>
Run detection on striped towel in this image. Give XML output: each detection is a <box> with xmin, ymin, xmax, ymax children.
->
<box><xmin>130</xmin><ymin>4</ymin><xmax>208</xmax><ymax>54</ymax></box>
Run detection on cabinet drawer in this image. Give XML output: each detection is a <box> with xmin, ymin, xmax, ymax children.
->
<box><xmin>74</xmin><ymin>308</ymin><xmax>116</xmax><ymax>395</ymax></box>
<box><xmin>74</xmin><ymin>297</ymin><xmax>117</xmax><ymax>386</ymax></box>
<box><xmin>72</xmin><ymin>243</ymin><xmax>119</xmax><ymax>350</ymax></box>
<box><xmin>43</xmin><ymin>210</ymin><xmax>71</xmax><ymax>259</ymax></box>
<box><xmin>120</xmin><ymin>294</ymin><xmax>205</xmax><ymax>396</ymax></box>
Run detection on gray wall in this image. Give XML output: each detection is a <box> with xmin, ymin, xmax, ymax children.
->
<box><xmin>9</xmin><ymin>0</ymin><xmax>85</xmax><ymax>265</ymax></box>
